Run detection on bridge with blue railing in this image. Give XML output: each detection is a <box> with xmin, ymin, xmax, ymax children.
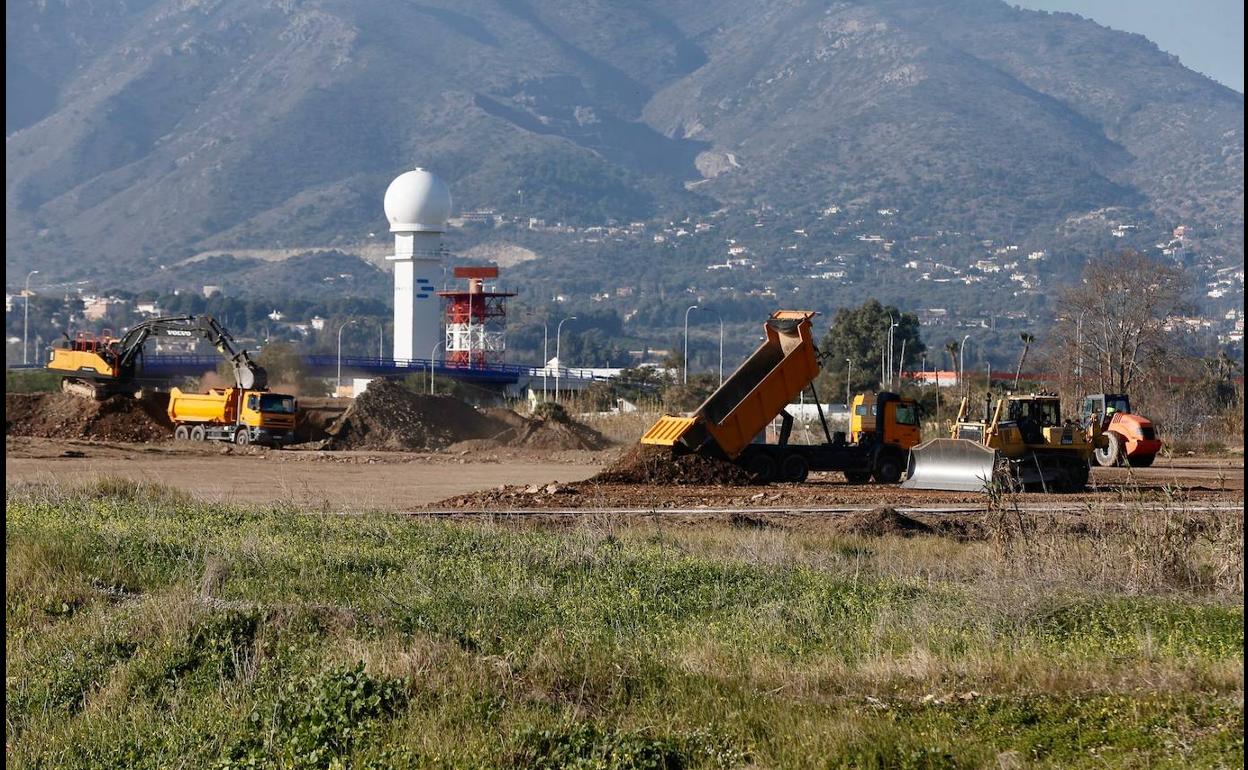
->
<box><xmin>10</xmin><ymin>354</ymin><xmax>612</xmax><ymax>388</ymax></box>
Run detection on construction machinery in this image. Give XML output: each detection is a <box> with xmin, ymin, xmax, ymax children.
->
<box><xmin>641</xmin><ymin>311</ymin><xmax>922</xmax><ymax>483</ymax></box>
<box><xmin>904</xmin><ymin>392</ymin><xmax>1095</xmax><ymax>492</ymax></box>
<box><xmin>47</xmin><ymin>315</ymin><xmax>267</xmax><ymax>399</ymax></box>
<box><xmin>168</xmin><ymin>387</ymin><xmax>297</xmax><ymax>447</ymax></box>
<box><xmin>1081</xmin><ymin>393</ymin><xmax>1161</xmax><ymax>468</ymax></box>
<box><xmin>48</xmin><ymin>314</ymin><xmax>298</xmax><ymax>446</ymax></box>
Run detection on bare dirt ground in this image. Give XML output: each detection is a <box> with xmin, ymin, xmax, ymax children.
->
<box><xmin>4</xmin><ymin>437</ymin><xmax>608</xmax><ymax>511</ymax></box>
<box><xmin>6</xmin><ymin>436</ymin><xmax>1242</xmax><ymax>515</ymax></box>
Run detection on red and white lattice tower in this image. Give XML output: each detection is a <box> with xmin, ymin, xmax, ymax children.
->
<box><xmin>437</xmin><ymin>267</ymin><xmax>515</xmax><ymax>367</ymax></box>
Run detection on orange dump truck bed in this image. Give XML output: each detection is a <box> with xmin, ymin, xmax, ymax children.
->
<box><xmin>167</xmin><ymin>387</ymin><xmax>238</xmax><ymax>425</ymax></box>
<box><xmin>642</xmin><ymin>311</ymin><xmax>820</xmax><ymax>459</ymax></box>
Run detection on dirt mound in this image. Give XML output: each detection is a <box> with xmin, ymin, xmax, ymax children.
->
<box><xmin>294</xmin><ymin>398</ymin><xmax>349</xmax><ymax>444</ymax></box>
<box><xmin>6</xmin><ymin>392</ymin><xmax>173</xmax><ymax>443</ymax></box>
<box><xmin>487</xmin><ymin>408</ymin><xmax>610</xmax><ymax>452</ymax></box>
<box><xmin>321</xmin><ymin>381</ymin><xmax>506</xmax><ymax>451</ymax></box>
<box><xmin>831</xmin><ymin>507</ymin><xmax>934</xmax><ymax>538</ymax></box>
<box><xmin>592</xmin><ymin>443</ymin><xmax>754</xmax><ymax>486</ymax></box>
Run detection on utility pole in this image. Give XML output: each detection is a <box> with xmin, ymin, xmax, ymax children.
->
<box><xmin>845</xmin><ymin>358</ymin><xmax>852</xmax><ymax>408</ymax></box>
<box><xmin>555</xmin><ymin>316</ymin><xmax>576</xmax><ymax>400</ymax></box>
<box><xmin>683</xmin><ymin>304</ymin><xmax>699</xmax><ymax>385</ymax></box>
<box><xmin>23</xmin><ymin>270</ymin><xmax>39</xmax><ymax>365</ymax></box>
<box><xmin>336</xmin><ymin>319</ymin><xmax>355</xmax><ymax>396</ymax></box>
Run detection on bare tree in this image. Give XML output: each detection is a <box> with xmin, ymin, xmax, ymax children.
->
<box><xmin>1054</xmin><ymin>250</ymin><xmax>1190</xmax><ymax>393</ymax></box>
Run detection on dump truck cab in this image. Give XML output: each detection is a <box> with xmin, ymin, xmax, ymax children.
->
<box><xmin>850</xmin><ymin>392</ymin><xmax>922</xmax><ymax>448</ymax></box>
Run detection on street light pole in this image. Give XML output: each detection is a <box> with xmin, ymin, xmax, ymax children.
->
<box><xmin>698</xmin><ymin>308</ymin><xmax>723</xmax><ymax>385</ymax></box>
<box><xmin>897</xmin><ymin>338</ymin><xmax>907</xmax><ymax>388</ymax></box>
<box><xmin>542</xmin><ymin>321</ymin><xmax>549</xmax><ymax>401</ymax></box>
<box><xmin>23</xmin><ymin>270</ymin><xmax>39</xmax><ymax>365</ymax></box>
<box><xmin>845</xmin><ymin>358</ymin><xmax>852</xmax><ymax>408</ymax></box>
<box><xmin>428</xmin><ymin>340</ymin><xmax>445</xmax><ymax>394</ymax></box>
<box><xmin>555</xmin><ymin>316</ymin><xmax>576</xmax><ymax>400</ymax></box>
<box><xmin>336</xmin><ymin>319</ymin><xmax>355</xmax><ymax>395</ymax></box>
<box><xmin>959</xmin><ymin>334</ymin><xmax>970</xmax><ymax>399</ymax></box>
<box><xmin>718</xmin><ymin>317</ymin><xmax>724</xmax><ymax>386</ymax></box>
<box><xmin>683</xmin><ymin>304</ymin><xmax>699</xmax><ymax>385</ymax></box>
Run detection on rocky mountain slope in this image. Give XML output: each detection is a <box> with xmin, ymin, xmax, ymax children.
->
<box><xmin>6</xmin><ymin>0</ymin><xmax>1242</xmax><ymax>286</ymax></box>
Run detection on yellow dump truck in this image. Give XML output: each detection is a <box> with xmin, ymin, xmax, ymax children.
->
<box><xmin>642</xmin><ymin>311</ymin><xmax>922</xmax><ymax>483</ymax></box>
<box><xmin>168</xmin><ymin>387</ymin><xmax>297</xmax><ymax>447</ymax></box>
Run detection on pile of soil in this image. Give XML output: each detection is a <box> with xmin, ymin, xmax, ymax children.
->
<box><xmin>592</xmin><ymin>443</ymin><xmax>754</xmax><ymax>486</ymax></box>
<box><xmin>5</xmin><ymin>392</ymin><xmax>173</xmax><ymax>443</ymax></box>
<box><xmin>830</xmin><ymin>507</ymin><xmax>934</xmax><ymax>538</ymax></box>
<box><xmin>478</xmin><ymin>405</ymin><xmax>610</xmax><ymax>452</ymax></box>
<box><xmin>293</xmin><ymin>397</ymin><xmax>349</xmax><ymax>444</ymax></box>
<box><xmin>321</xmin><ymin>380</ymin><xmax>506</xmax><ymax>451</ymax></box>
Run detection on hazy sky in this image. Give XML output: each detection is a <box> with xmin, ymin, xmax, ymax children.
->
<box><xmin>1016</xmin><ymin>0</ymin><xmax>1244</xmax><ymax>92</ymax></box>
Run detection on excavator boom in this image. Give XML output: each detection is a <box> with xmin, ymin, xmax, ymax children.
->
<box><xmin>47</xmin><ymin>314</ymin><xmax>267</xmax><ymax>397</ymax></box>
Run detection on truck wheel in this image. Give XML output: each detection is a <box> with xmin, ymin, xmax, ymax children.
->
<box><xmin>780</xmin><ymin>454</ymin><xmax>810</xmax><ymax>483</ymax></box>
<box><xmin>174</xmin><ymin>425</ymin><xmax>190</xmax><ymax>441</ymax></box>
<box><xmin>1126</xmin><ymin>453</ymin><xmax>1155</xmax><ymax>468</ymax></box>
<box><xmin>844</xmin><ymin>471</ymin><xmax>871</xmax><ymax>484</ymax></box>
<box><xmin>872</xmin><ymin>455</ymin><xmax>903</xmax><ymax>485</ymax></box>
<box><xmin>234</xmin><ymin>430</ymin><xmax>251</xmax><ymax>447</ymax></box>
<box><xmin>744</xmin><ymin>453</ymin><xmax>778</xmax><ymax>483</ymax></box>
<box><xmin>1095</xmin><ymin>433</ymin><xmax>1122</xmax><ymax>467</ymax></box>
<box><xmin>190</xmin><ymin>426</ymin><xmax>206</xmax><ymax>442</ymax></box>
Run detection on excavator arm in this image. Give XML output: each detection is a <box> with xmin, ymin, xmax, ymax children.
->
<box><xmin>114</xmin><ymin>315</ymin><xmax>268</xmax><ymax>390</ymax></box>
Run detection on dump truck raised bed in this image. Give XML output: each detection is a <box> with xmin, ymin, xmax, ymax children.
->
<box><xmin>168</xmin><ymin>387</ymin><xmax>297</xmax><ymax>447</ymax></box>
<box><xmin>641</xmin><ymin>310</ymin><xmax>921</xmax><ymax>483</ymax></box>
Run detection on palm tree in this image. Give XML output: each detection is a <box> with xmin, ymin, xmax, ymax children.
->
<box><xmin>1014</xmin><ymin>332</ymin><xmax>1036</xmax><ymax>388</ymax></box>
<box><xmin>944</xmin><ymin>341</ymin><xmax>960</xmax><ymax>384</ymax></box>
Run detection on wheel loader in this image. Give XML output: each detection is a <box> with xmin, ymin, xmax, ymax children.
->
<box><xmin>903</xmin><ymin>392</ymin><xmax>1094</xmax><ymax>492</ymax></box>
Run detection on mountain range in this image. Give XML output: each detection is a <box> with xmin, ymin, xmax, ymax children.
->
<box><xmin>6</xmin><ymin>0</ymin><xmax>1243</xmax><ymax>293</ymax></box>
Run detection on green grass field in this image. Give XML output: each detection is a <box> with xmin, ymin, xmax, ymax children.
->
<box><xmin>5</xmin><ymin>479</ymin><xmax>1243</xmax><ymax>769</ymax></box>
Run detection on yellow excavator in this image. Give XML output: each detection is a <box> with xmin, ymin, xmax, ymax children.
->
<box><xmin>904</xmin><ymin>392</ymin><xmax>1096</xmax><ymax>492</ymax></box>
<box><xmin>46</xmin><ymin>314</ymin><xmax>266</xmax><ymax>399</ymax></box>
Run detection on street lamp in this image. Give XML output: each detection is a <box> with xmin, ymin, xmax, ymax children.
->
<box><xmin>698</xmin><ymin>307</ymin><xmax>724</xmax><ymax>386</ymax></box>
<box><xmin>428</xmin><ymin>340</ymin><xmax>445</xmax><ymax>394</ymax></box>
<box><xmin>959</xmin><ymin>334</ymin><xmax>971</xmax><ymax>398</ymax></box>
<box><xmin>336</xmin><ymin>319</ymin><xmax>356</xmax><ymax>395</ymax></box>
<box><xmin>683</xmin><ymin>304</ymin><xmax>699</xmax><ymax>384</ymax></box>
<box><xmin>897</xmin><ymin>338</ymin><xmax>907</xmax><ymax>388</ymax></box>
<box><xmin>888</xmin><ymin>318</ymin><xmax>899</xmax><ymax>388</ymax></box>
<box><xmin>542</xmin><ymin>321</ymin><xmax>549</xmax><ymax>401</ymax></box>
<box><xmin>555</xmin><ymin>316</ymin><xmax>576</xmax><ymax>400</ymax></box>
<box><xmin>23</xmin><ymin>270</ymin><xmax>38</xmax><ymax>365</ymax></box>
<box><xmin>845</xmin><ymin>358</ymin><xmax>853</xmax><ymax>408</ymax></box>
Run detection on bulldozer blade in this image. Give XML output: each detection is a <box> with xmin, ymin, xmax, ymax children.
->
<box><xmin>902</xmin><ymin>438</ymin><xmax>1000</xmax><ymax>492</ymax></box>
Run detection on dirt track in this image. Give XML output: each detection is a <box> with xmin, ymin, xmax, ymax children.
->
<box><xmin>5</xmin><ymin>436</ymin><xmax>1242</xmax><ymax>514</ymax></box>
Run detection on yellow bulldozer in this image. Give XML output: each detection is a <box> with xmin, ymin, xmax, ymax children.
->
<box><xmin>904</xmin><ymin>392</ymin><xmax>1095</xmax><ymax>492</ymax></box>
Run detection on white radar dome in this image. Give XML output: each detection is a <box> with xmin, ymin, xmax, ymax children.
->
<box><xmin>384</xmin><ymin>168</ymin><xmax>452</xmax><ymax>232</ymax></box>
